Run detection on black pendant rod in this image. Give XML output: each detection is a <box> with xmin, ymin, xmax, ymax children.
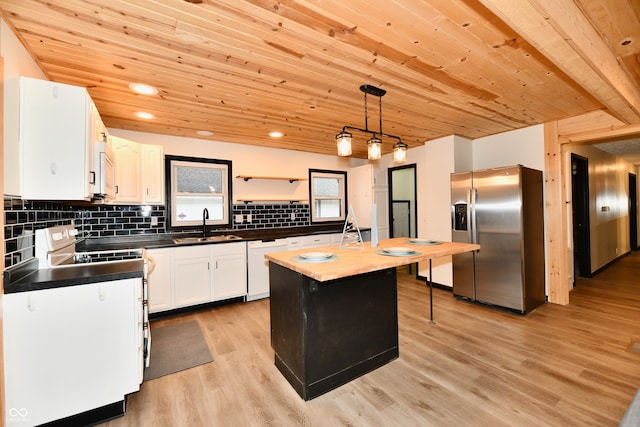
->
<box><xmin>338</xmin><ymin>84</ymin><xmax>406</xmax><ymax>147</ymax></box>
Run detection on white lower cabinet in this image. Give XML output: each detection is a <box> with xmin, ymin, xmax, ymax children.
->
<box><xmin>3</xmin><ymin>278</ymin><xmax>142</xmax><ymax>426</ymax></box>
<box><xmin>146</xmin><ymin>248</ymin><xmax>172</xmax><ymax>313</ymax></box>
<box><xmin>211</xmin><ymin>241</ymin><xmax>247</xmax><ymax>301</ymax></box>
<box><xmin>147</xmin><ymin>242</ymin><xmax>247</xmax><ymax>314</ymax></box>
<box><xmin>173</xmin><ymin>245</ymin><xmax>211</xmax><ymax>308</ymax></box>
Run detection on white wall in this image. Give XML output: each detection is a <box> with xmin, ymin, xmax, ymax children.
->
<box><xmin>418</xmin><ymin>135</ymin><xmax>473</xmax><ymax>286</ymax></box>
<box><xmin>1</xmin><ymin>20</ymin><xmax>46</xmax><ymax>81</ymax></box>
<box><xmin>2</xmin><ymin>19</ymin><xmax>48</xmax><ymax>196</ymax></box>
<box><xmin>473</xmin><ymin>125</ymin><xmax>545</xmax><ymax>171</ymax></box>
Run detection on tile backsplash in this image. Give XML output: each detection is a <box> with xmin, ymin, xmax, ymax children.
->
<box><xmin>232</xmin><ymin>203</ymin><xmax>309</xmax><ymax>229</ymax></box>
<box><xmin>4</xmin><ymin>196</ymin><xmax>310</xmax><ymax>268</ymax></box>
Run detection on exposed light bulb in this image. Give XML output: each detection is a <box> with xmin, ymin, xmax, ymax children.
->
<box><xmin>393</xmin><ymin>142</ymin><xmax>408</xmax><ymax>163</ymax></box>
<box><xmin>336</xmin><ymin>132</ymin><xmax>353</xmax><ymax>156</ymax></box>
<box><xmin>367</xmin><ymin>137</ymin><xmax>382</xmax><ymax>160</ymax></box>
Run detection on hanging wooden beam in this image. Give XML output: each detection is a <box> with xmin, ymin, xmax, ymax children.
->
<box><xmin>478</xmin><ymin>0</ymin><xmax>640</xmax><ymax>125</ymax></box>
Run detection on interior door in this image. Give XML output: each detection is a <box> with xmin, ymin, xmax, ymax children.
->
<box><xmin>571</xmin><ymin>154</ymin><xmax>591</xmax><ymax>279</ymax></box>
<box><xmin>388</xmin><ymin>165</ymin><xmax>417</xmax><ymax>238</ymax></box>
<box><xmin>392</xmin><ymin>200</ymin><xmax>411</xmax><ymax>237</ymax></box>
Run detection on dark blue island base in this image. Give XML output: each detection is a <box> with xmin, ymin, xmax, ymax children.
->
<box><xmin>269</xmin><ymin>262</ymin><xmax>399</xmax><ymax>400</ymax></box>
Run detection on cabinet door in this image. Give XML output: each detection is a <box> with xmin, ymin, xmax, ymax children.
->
<box><xmin>350</xmin><ymin>163</ymin><xmax>389</xmax><ymax>238</ymax></box>
<box><xmin>211</xmin><ymin>242</ymin><xmax>247</xmax><ymax>301</ymax></box>
<box><xmin>112</xmin><ymin>136</ymin><xmax>143</xmax><ymax>203</ymax></box>
<box><xmin>20</xmin><ymin>77</ymin><xmax>92</xmax><ymax>200</ymax></box>
<box><xmin>373</xmin><ymin>187</ymin><xmax>390</xmax><ymax>240</ymax></box>
<box><xmin>173</xmin><ymin>246</ymin><xmax>211</xmax><ymax>307</ymax></box>
<box><xmin>349</xmin><ymin>164</ymin><xmax>373</xmax><ymax>227</ymax></box>
<box><xmin>3</xmin><ymin>279</ymin><xmax>140</xmax><ymax>426</ymax></box>
<box><xmin>142</xmin><ymin>144</ymin><xmax>164</xmax><ymax>204</ymax></box>
<box><xmin>146</xmin><ymin>248</ymin><xmax>172</xmax><ymax>313</ymax></box>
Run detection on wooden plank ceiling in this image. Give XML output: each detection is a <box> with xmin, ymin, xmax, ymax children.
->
<box><xmin>1</xmin><ymin>0</ymin><xmax>639</xmax><ymax>159</ymax></box>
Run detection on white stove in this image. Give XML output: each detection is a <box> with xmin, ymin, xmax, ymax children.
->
<box><xmin>35</xmin><ymin>224</ymin><xmax>143</xmax><ymax>268</ymax></box>
<box><xmin>35</xmin><ymin>224</ymin><xmax>151</xmax><ymax>369</ymax></box>
<box><xmin>35</xmin><ymin>224</ymin><xmax>80</xmax><ymax>268</ymax></box>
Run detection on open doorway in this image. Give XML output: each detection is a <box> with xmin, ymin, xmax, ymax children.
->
<box><xmin>388</xmin><ymin>164</ymin><xmax>417</xmax><ymax>239</ymax></box>
<box><xmin>571</xmin><ymin>154</ymin><xmax>591</xmax><ymax>279</ymax></box>
<box><xmin>630</xmin><ymin>173</ymin><xmax>638</xmax><ymax>251</ymax></box>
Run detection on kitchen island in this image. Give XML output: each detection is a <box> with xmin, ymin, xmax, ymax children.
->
<box><xmin>265</xmin><ymin>238</ymin><xmax>480</xmax><ymax>400</ymax></box>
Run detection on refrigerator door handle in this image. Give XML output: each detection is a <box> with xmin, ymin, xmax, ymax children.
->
<box><xmin>470</xmin><ymin>188</ymin><xmax>478</xmax><ymax>245</ymax></box>
<box><xmin>467</xmin><ymin>188</ymin><xmax>473</xmax><ymax>244</ymax></box>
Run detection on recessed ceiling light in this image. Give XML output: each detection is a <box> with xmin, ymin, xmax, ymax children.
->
<box><xmin>196</xmin><ymin>130</ymin><xmax>214</xmax><ymax>136</ymax></box>
<box><xmin>269</xmin><ymin>131</ymin><xmax>284</xmax><ymax>138</ymax></box>
<box><xmin>128</xmin><ymin>83</ymin><xmax>158</xmax><ymax>95</ymax></box>
<box><xmin>135</xmin><ymin>111</ymin><xmax>156</xmax><ymax>119</ymax></box>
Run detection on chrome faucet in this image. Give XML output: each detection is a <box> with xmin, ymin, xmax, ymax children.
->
<box><xmin>202</xmin><ymin>208</ymin><xmax>209</xmax><ymax>237</ymax></box>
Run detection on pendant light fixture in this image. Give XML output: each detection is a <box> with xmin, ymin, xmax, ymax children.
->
<box><xmin>367</xmin><ymin>136</ymin><xmax>382</xmax><ymax>160</ymax></box>
<box><xmin>393</xmin><ymin>141</ymin><xmax>408</xmax><ymax>163</ymax></box>
<box><xmin>335</xmin><ymin>131</ymin><xmax>353</xmax><ymax>156</ymax></box>
<box><xmin>335</xmin><ymin>84</ymin><xmax>407</xmax><ymax>163</ymax></box>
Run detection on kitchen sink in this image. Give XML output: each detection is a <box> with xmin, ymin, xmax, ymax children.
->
<box><xmin>172</xmin><ymin>235</ymin><xmax>243</xmax><ymax>244</ymax></box>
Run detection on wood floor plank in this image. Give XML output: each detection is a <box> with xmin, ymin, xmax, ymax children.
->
<box><xmin>101</xmin><ymin>251</ymin><xmax>640</xmax><ymax>426</ymax></box>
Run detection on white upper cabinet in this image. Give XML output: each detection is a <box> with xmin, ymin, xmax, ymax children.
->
<box><xmin>112</xmin><ymin>136</ymin><xmax>143</xmax><ymax>203</ymax></box>
<box><xmin>142</xmin><ymin>144</ymin><xmax>164</xmax><ymax>204</ymax></box>
<box><xmin>112</xmin><ymin>136</ymin><xmax>164</xmax><ymax>205</ymax></box>
<box><xmin>5</xmin><ymin>77</ymin><xmax>94</xmax><ymax>200</ymax></box>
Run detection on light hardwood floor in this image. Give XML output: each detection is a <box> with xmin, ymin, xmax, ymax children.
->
<box><xmin>102</xmin><ymin>253</ymin><xmax>640</xmax><ymax>426</ymax></box>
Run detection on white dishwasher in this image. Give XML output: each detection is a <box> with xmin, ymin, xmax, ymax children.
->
<box><xmin>247</xmin><ymin>238</ymin><xmax>288</xmax><ymax>301</ymax></box>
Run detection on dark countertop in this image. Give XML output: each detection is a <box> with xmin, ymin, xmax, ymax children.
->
<box><xmin>77</xmin><ymin>224</ymin><xmax>352</xmax><ymax>252</ymax></box>
<box><xmin>4</xmin><ymin>258</ymin><xmax>144</xmax><ymax>294</ymax></box>
<box><xmin>5</xmin><ymin>225</ymin><xmax>367</xmax><ymax>294</ymax></box>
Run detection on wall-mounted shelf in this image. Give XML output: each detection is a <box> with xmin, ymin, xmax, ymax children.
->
<box><xmin>236</xmin><ymin>175</ymin><xmax>307</xmax><ymax>183</ymax></box>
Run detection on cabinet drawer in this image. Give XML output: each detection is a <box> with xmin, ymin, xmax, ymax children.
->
<box><xmin>300</xmin><ymin>234</ymin><xmax>333</xmax><ymax>248</ymax></box>
<box><xmin>173</xmin><ymin>245</ymin><xmax>210</xmax><ymax>260</ymax></box>
<box><xmin>211</xmin><ymin>241</ymin><xmax>246</xmax><ymax>257</ymax></box>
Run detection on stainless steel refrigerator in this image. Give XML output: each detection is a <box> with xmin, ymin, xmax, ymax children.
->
<box><xmin>451</xmin><ymin>165</ymin><xmax>546</xmax><ymax>313</ymax></box>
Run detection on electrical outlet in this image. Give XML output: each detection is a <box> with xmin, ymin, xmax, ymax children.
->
<box><xmin>150</xmin><ymin>217</ymin><xmax>158</xmax><ymax>226</ymax></box>
<box><xmin>246</xmin><ymin>214</ymin><xmax>252</xmax><ymax>223</ymax></box>
<box><xmin>234</xmin><ymin>214</ymin><xmax>243</xmax><ymax>223</ymax></box>
<box><xmin>290</xmin><ymin>212</ymin><xmax>296</xmax><ymax>221</ymax></box>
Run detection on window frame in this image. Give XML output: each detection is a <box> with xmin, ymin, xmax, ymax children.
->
<box><xmin>309</xmin><ymin>168</ymin><xmax>348</xmax><ymax>224</ymax></box>
<box><xmin>164</xmin><ymin>155</ymin><xmax>233</xmax><ymax>231</ymax></box>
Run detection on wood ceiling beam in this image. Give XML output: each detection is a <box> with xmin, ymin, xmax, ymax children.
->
<box><xmin>478</xmin><ymin>0</ymin><xmax>640</xmax><ymax>125</ymax></box>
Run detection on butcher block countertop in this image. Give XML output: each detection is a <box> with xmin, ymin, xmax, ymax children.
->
<box><xmin>265</xmin><ymin>237</ymin><xmax>480</xmax><ymax>282</ymax></box>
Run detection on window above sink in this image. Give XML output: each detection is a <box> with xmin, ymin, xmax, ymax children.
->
<box><xmin>165</xmin><ymin>155</ymin><xmax>233</xmax><ymax>232</ymax></box>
